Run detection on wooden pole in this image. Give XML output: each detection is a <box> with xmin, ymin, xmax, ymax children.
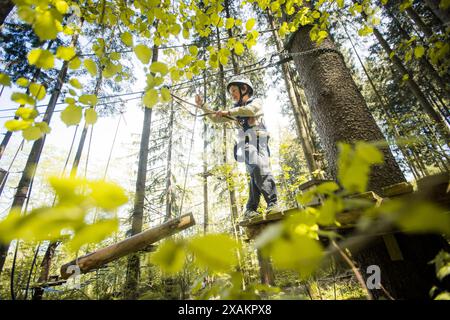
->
<box><xmin>60</xmin><ymin>213</ymin><xmax>195</xmax><ymax>279</ymax></box>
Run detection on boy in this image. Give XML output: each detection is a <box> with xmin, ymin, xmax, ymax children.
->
<box><xmin>195</xmin><ymin>76</ymin><xmax>279</xmax><ymax>220</ymax></box>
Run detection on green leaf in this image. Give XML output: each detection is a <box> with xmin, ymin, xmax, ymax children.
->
<box><xmin>414</xmin><ymin>46</ymin><xmax>425</xmax><ymax>59</ymax></box>
<box><xmin>15</xmin><ymin>107</ymin><xmax>38</xmax><ymax>120</ymax></box>
<box><xmin>440</xmin><ymin>0</ymin><xmax>450</xmax><ymax>10</ymax></box>
<box><xmin>29</xmin><ymin>83</ymin><xmax>46</xmax><ymax>100</ymax></box>
<box><xmin>110</xmin><ymin>52</ymin><xmax>121</xmax><ymax>60</ymax></box>
<box><xmin>142</xmin><ymin>89</ymin><xmax>159</xmax><ymax>108</ymax></box>
<box><xmin>17</xmin><ymin>6</ymin><xmax>35</xmax><ymax>24</ymax></box>
<box><xmin>435</xmin><ymin>292</ymin><xmax>450</xmax><ymax>300</ymax></box>
<box><xmin>187</xmin><ymin>233</ymin><xmax>241</xmax><ymax>272</ymax></box>
<box><xmin>189</xmin><ymin>46</ymin><xmax>198</xmax><ymax>56</ymax></box>
<box><xmin>5</xmin><ymin>119</ymin><xmax>32</xmax><ymax>131</ymax></box>
<box><xmin>79</xmin><ymin>94</ymin><xmax>97</xmax><ymax>106</ymax></box>
<box><xmin>56</xmin><ymin>46</ymin><xmax>76</xmax><ymax>61</ymax></box>
<box><xmin>61</xmin><ymin>105</ymin><xmax>82</xmax><ymax>126</ymax></box>
<box><xmin>55</xmin><ymin>0</ymin><xmax>69</xmax><ymax>14</ymax></box>
<box><xmin>11</xmin><ymin>92</ymin><xmax>36</xmax><ymax>106</ymax></box>
<box><xmin>35</xmin><ymin>121</ymin><xmax>51</xmax><ymax>134</ymax></box>
<box><xmin>27</xmin><ymin>49</ymin><xmax>55</xmax><ymax>69</ymax></box>
<box><xmin>160</xmin><ymin>87</ymin><xmax>171</xmax><ymax>102</ymax></box>
<box><xmin>315</xmin><ymin>181</ymin><xmax>340</xmax><ymax>195</ymax></box>
<box><xmin>67</xmin><ymin>218</ymin><xmax>119</xmax><ymax>252</ymax></box>
<box><xmin>84</xmin><ymin>108</ymin><xmax>98</xmax><ymax>125</ymax></box>
<box><xmin>151</xmin><ymin>239</ymin><xmax>186</xmax><ymax>274</ymax></box>
<box><xmin>225</xmin><ymin>17</ymin><xmax>234</xmax><ymax>29</ymax></box>
<box><xmin>134</xmin><ymin>44</ymin><xmax>152</xmax><ymax>64</ymax></box>
<box><xmin>234</xmin><ymin>41</ymin><xmax>244</xmax><ymax>55</ymax></box>
<box><xmin>0</xmin><ymin>73</ymin><xmax>11</xmax><ymax>86</ymax></box>
<box><xmin>23</xmin><ymin>126</ymin><xmax>43</xmax><ymax>141</ymax></box>
<box><xmin>358</xmin><ymin>25</ymin><xmax>374</xmax><ymax>37</ymax></box>
<box><xmin>69</xmin><ymin>57</ymin><xmax>81</xmax><ymax>69</ymax></box>
<box><xmin>16</xmin><ymin>77</ymin><xmax>29</xmax><ymax>87</ymax></box>
<box><xmin>33</xmin><ymin>10</ymin><xmax>62</xmax><ymax>41</ymax></box>
<box><xmin>337</xmin><ymin>142</ymin><xmax>383</xmax><ymax>193</ymax></box>
<box><xmin>88</xmin><ymin>180</ymin><xmax>128</xmax><ymax>210</ymax></box>
<box><xmin>84</xmin><ymin>59</ymin><xmax>97</xmax><ymax>77</ymax></box>
<box><xmin>120</xmin><ymin>32</ymin><xmax>134</xmax><ymax>47</ymax></box>
<box><xmin>317</xmin><ymin>197</ymin><xmax>343</xmax><ymax>226</ymax></box>
<box><xmin>150</xmin><ymin>61</ymin><xmax>168</xmax><ymax>75</ymax></box>
<box><xmin>269</xmin><ymin>235</ymin><xmax>323</xmax><ymax>279</ymax></box>
<box><xmin>245</xmin><ymin>18</ymin><xmax>256</xmax><ymax>31</ymax></box>
<box><xmin>69</xmin><ymin>78</ymin><xmax>83</xmax><ymax>89</ymax></box>
<box><xmin>394</xmin><ymin>202</ymin><xmax>450</xmax><ymax>235</ymax></box>
<box><xmin>0</xmin><ymin>206</ymin><xmax>85</xmax><ymax>243</ymax></box>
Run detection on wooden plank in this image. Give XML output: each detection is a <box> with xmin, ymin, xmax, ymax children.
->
<box><xmin>60</xmin><ymin>213</ymin><xmax>195</xmax><ymax>279</ymax></box>
<box><xmin>382</xmin><ymin>234</ymin><xmax>404</xmax><ymax>261</ymax></box>
<box><xmin>382</xmin><ymin>182</ymin><xmax>414</xmax><ymax>197</ymax></box>
<box><xmin>238</xmin><ymin>207</ymin><xmax>298</xmax><ymax>227</ymax></box>
<box><xmin>28</xmin><ymin>279</ymin><xmax>67</xmax><ymax>289</ymax></box>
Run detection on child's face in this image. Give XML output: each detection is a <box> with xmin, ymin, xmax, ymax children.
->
<box><xmin>229</xmin><ymin>85</ymin><xmax>244</xmax><ymax>102</ymax></box>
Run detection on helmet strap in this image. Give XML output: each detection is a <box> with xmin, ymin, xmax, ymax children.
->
<box><xmin>238</xmin><ymin>84</ymin><xmax>248</xmax><ymax>105</ymax></box>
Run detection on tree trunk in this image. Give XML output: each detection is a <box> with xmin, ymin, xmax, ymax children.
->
<box><xmin>267</xmin><ymin>11</ymin><xmax>318</xmax><ymax>175</ymax></box>
<box><xmin>203</xmin><ymin>119</ymin><xmax>209</xmax><ymax>234</ymax></box>
<box><xmin>424</xmin><ymin>0</ymin><xmax>450</xmax><ymax>26</ymax></box>
<box><xmin>256</xmin><ymin>249</ymin><xmax>275</xmax><ymax>286</ymax></box>
<box><xmin>123</xmin><ymin>46</ymin><xmax>158</xmax><ymax>299</ymax></box>
<box><xmin>286</xmin><ymin>25</ymin><xmax>406</xmax><ymax>193</ymax></box>
<box><xmin>32</xmin><ymin>242</ymin><xmax>59</xmax><ymax>300</ymax></box>
<box><xmin>164</xmin><ymin>101</ymin><xmax>175</xmax><ymax>221</ymax></box>
<box><xmin>0</xmin><ymin>0</ymin><xmax>13</xmax><ymax>26</ymax></box>
<box><xmin>70</xmin><ymin>72</ymin><xmax>103</xmax><ymax>178</ymax></box>
<box><xmin>224</xmin><ymin>0</ymin><xmax>240</xmax><ymax>74</ymax></box>
<box><xmin>0</xmin><ymin>39</ymin><xmax>76</xmax><ymax>275</ymax></box>
<box><xmin>355</xmin><ymin>2</ymin><xmax>449</xmax><ymax>133</ymax></box>
<box><xmin>340</xmin><ymin>20</ymin><xmax>423</xmax><ymax>179</ymax></box>
<box><xmin>405</xmin><ymin>7</ymin><xmax>433</xmax><ymax>38</ymax></box>
<box><xmin>384</xmin><ymin>6</ymin><xmax>450</xmax><ymax>100</ymax></box>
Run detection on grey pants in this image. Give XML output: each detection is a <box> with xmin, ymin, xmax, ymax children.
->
<box><xmin>244</xmin><ymin>141</ymin><xmax>278</xmax><ymax>211</ymax></box>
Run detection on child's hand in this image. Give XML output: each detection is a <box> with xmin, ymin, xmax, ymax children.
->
<box><xmin>195</xmin><ymin>94</ymin><xmax>203</xmax><ymax>107</ymax></box>
<box><xmin>215</xmin><ymin>110</ymin><xmax>230</xmax><ymax>117</ymax></box>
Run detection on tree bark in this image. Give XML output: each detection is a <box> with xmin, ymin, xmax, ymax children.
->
<box><xmin>405</xmin><ymin>7</ymin><xmax>433</xmax><ymax>38</ymax></box>
<box><xmin>355</xmin><ymin>2</ymin><xmax>449</xmax><ymax>133</ymax></box>
<box><xmin>424</xmin><ymin>0</ymin><xmax>450</xmax><ymax>26</ymax></box>
<box><xmin>384</xmin><ymin>6</ymin><xmax>450</xmax><ymax>101</ymax></box>
<box><xmin>340</xmin><ymin>20</ymin><xmax>423</xmax><ymax>179</ymax></box>
<box><xmin>267</xmin><ymin>11</ymin><xmax>318</xmax><ymax>175</ymax></box>
<box><xmin>0</xmin><ymin>0</ymin><xmax>13</xmax><ymax>26</ymax></box>
<box><xmin>203</xmin><ymin>120</ymin><xmax>209</xmax><ymax>234</ymax></box>
<box><xmin>164</xmin><ymin>101</ymin><xmax>175</xmax><ymax>221</ymax></box>
<box><xmin>70</xmin><ymin>72</ymin><xmax>103</xmax><ymax>178</ymax></box>
<box><xmin>286</xmin><ymin>26</ymin><xmax>406</xmax><ymax>193</ymax></box>
<box><xmin>256</xmin><ymin>248</ymin><xmax>275</xmax><ymax>286</ymax></box>
<box><xmin>123</xmin><ymin>46</ymin><xmax>158</xmax><ymax>299</ymax></box>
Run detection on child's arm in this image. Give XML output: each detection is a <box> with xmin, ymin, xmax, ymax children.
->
<box><xmin>228</xmin><ymin>98</ymin><xmax>263</xmax><ymax>117</ymax></box>
<box><xmin>195</xmin><ymin>94</ymin><xmax>234</xmax><ymax>123</ymax></box>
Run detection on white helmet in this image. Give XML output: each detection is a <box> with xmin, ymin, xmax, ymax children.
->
<box><xmin>226</xmin><ymin>76</ymin><xmax>254</xmax><ymax>96</ymax></box>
